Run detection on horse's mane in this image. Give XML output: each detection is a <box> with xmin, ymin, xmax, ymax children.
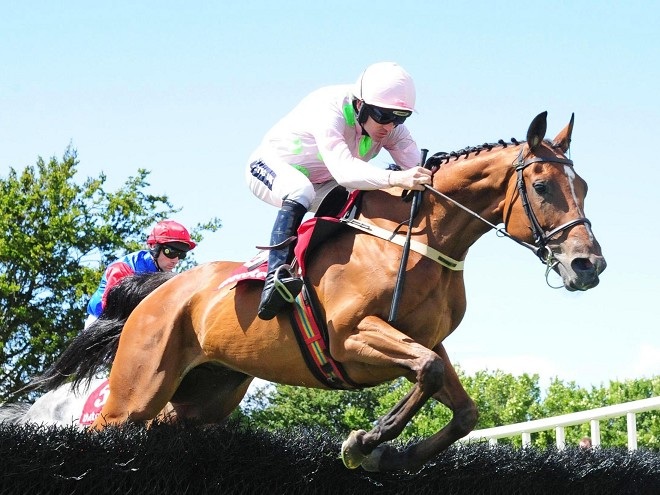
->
<box><xmin>427</xmin><ymin>138</ymin><xmax>524</xmax><ymax>167</ymax></box>
<box><xmin>429</xmin><ymin>135</ymin><xmax>571</xmax><ymax>169</ymax></box>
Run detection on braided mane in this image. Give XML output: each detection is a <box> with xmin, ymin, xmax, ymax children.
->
<box><xmin>428</xmin><ymin>138</ymin><xmax>524</xmax><ymax>167</ymax></box>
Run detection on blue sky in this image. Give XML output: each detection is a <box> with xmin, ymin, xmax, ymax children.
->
<box><xmin>2</xmin><ymin>1</ymin><xmax>659</xmax><ymax>391</ymax></box>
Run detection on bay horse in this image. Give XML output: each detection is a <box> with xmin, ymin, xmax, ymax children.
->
<box><xmin>33</xmin><ymin>112</ymin><xmax>605</xmax><ymax>472</ymax></box>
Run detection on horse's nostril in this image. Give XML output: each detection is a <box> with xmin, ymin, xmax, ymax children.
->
<box><xmin>572</xmin><ymin>257</ymin><xmax>594</xmax><ymax>274</ymax></box>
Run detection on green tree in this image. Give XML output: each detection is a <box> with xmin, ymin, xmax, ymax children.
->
<box><xmin>532</xmin><ymin>378</ymin><xmax>593</xmax><ymax>448</ymax></box>
<box><xmin>243</xmin><ymin>382</ymin><xmax>394</xmax><ymax>435</ymax></box>
<box><xmin>0</xmin><ymin>150</ymin><xmax>220</xmax><ymax>399</ymax></box>
<box><xmin>240</xmin><ymin>371</ymin><xmax>659</xmax><ymax>450</ymax></box>
<box><xmin>531</xmin><ymin>377</ymin><xmax>660</xmax><ymax>449</ymax></box>
<box><xmin>241</xmin><ymin>369</ymin><xmax>542</xmax><ymax>443</ymax></box>
<box><xmin>462</xmin><ymin>369</ymin><xmax>541</xmax><ymax>428</ymax></box>
<box><xmin>575</xmin><ymin>377</ymin><xmax>659</xmax><ymax>449</ymax></box>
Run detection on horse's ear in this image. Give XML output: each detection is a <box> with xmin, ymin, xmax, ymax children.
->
<box><xmin>526</xmin><ymin>111</ymin><xmax>548</xmax><ymax>151</ymax></box>
<box><xmin>552</xmin><ymin>113</ymin><xmax>575</xmax><ymax>153</ymax></box>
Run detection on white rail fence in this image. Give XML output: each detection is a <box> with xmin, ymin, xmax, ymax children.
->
<box><xmin>461</xmin><ymin>396</ymin><xmax>660</xmax><ymax>450</ymax></box>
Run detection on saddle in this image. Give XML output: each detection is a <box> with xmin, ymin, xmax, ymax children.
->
<box><xmin>219</xmin><ymin>186</ymin><xmax>360</xmax><ymax>290</ymax></box>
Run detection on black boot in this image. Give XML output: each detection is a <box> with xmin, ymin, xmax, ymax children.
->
<box><xmin>257</xmin><ymin>199</ymin><xmax>307</xmax><ymax>320</ymax></box>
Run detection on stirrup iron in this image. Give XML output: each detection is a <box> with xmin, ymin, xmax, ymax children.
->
<box><xmin>272</xmin><ymin>265</ymin><xmax>301</xmax><ymax>302</ymax></box>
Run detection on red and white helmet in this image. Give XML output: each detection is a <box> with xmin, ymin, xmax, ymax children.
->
<box><xmin>146</xmin><ymin>220</ymin><xmax>196</xmax><ymax>250</ymax></box>
<box><xmin>353</xmin><ymin>62</ymin><xmax>416</xmax><ymax>112</ymax></box>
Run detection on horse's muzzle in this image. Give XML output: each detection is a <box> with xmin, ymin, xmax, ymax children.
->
<box><xmin>556</xmin><ymin>254</ymin><xmax>607</xmax><ymax>291</ymax></box>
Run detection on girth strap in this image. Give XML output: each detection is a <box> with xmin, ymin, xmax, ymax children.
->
<box><xmin>288</xmin><ymin>283</ymin><xmax>358</xmax><ymax>389</ymax></box>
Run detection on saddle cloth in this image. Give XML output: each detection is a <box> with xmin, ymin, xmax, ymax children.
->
<box><xmin>79</xmin><ymin>378</ymin><xmax>110</xmax><ymax>426</ymax></box>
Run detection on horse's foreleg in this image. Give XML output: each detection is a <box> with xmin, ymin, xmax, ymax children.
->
<box><xmin>334</xmin><ymin>316</ymin><xmax>445</xmax><ymax>470</ymax></box>
<box><xmin>367</xmin><ymin>343</ymin><xmax>478</xmax><ymax>472</ymax></box>
<box><xmin>428</xmin><ymin>343</ymin><xmax>478</xmax><ymax>447</ymax></box>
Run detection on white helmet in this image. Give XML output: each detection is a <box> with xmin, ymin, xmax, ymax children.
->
<box><xmin>353</xmin><ymin>62</ymin><xmax>416</xmax><ymax>112</ymax></box>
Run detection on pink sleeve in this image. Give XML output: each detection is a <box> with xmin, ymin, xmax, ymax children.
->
<box><xmin>313</xmin><ymin>115</ymin><xmax>391</xmax><ymax>189</ymax></box>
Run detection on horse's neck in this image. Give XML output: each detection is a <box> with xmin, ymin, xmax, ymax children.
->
<box><xmin>355</xmin><ymin>146</ymin><xmax>520</xmax><ymax>263</ymax></box>
<box><xmin>422</xmin><ymin>146</ymin><xmax>521</xmax><ymax>258</ymax></box>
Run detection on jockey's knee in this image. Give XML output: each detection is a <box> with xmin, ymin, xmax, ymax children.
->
<box><xmin>284</xmin><ymin>183</ymin><xmax>315</xmax><ymax>210</ymax></box>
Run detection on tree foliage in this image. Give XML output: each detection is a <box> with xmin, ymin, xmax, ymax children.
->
<box><xmin>534</xmin><ymin>376</ymin><xmax>660</xmax><ymax>449</ymax></box>
<box><xmin>0</xmin><ymin>150</ymin><xmax>220</xmax><ymax>399</ymax></box>
<box><xmin>240</xmin><ymin>370</ymin><xmax>660</xmax><ymax>450</ymax></box>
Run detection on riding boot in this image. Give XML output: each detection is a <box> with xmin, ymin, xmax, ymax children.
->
<box><xmin>257</xmin><ymin>198</ymin><xmax>308</xmax><ymax>320</ymax></box>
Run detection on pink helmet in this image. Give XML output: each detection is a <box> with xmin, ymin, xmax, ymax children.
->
<box><xmin>353</xmin><ymin>62</ymin><xmax>416</xmax><ymax>112</ymax></box>
<box><xmin>146</xmin><ymin>220</ymin><xmax>196</xmax><ymax>250</ymax></box>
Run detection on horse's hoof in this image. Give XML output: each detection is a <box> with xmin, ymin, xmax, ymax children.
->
<box><xmin>360</xmin><ymin>444</ymin><xmax>386</xmax><ymax>472</ymax></box>
<box><xmin>340</xmin><ymin>430</ymin><xmax>367</xmax><ymax>469</ymax></box>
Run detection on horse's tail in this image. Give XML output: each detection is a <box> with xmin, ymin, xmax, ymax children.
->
<box><xmin>0</xmin><ymin>402</ymin><xmax>31</xmax><ymax>423</ymax></box>
<box><xmin>26</xmin><ymin>271</ymin><xmax>176</xmax><ymax>394</ymax></box>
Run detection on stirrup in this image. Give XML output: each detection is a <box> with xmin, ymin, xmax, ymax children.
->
<box><xmin>257</xmin><ymin>265</ymin><xmax>303</xmax><ymax>320</ymax></box>
<box><xmin>272</xmin><ymin>265</ymin><xmax>301</xmax><ymax>303</ymax></box>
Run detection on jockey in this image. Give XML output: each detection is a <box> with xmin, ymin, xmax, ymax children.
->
<box><xmin>246</xmin><ymin>62</ymin><xmax>432</xmax><ymax>320</ymax></box>
<box><xmin>84</xmin><ymin>219</ymin><xmax>196</xmax><ymax>328</ymax></box>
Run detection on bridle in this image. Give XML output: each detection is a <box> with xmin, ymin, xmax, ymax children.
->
<box><xmin>512</xmin><ymin>148</ymin><xmax>592</xmax><ymax>261</ymax></box>
<box><xmin>423</xmin><ymin>145</ymin><xmax>591</xmax><ymax>285</ymax></box>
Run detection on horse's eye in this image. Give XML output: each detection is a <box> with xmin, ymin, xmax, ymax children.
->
<box><xmin>533</xmin><ymin>182</ymin><xmax>548</xmax><ymax>195</ymax></box>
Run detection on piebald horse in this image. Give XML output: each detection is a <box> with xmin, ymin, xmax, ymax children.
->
<box><xmin>33</xmin><ymin>112</ymin><xmax>606</xmax><ymax>472</ymax></box>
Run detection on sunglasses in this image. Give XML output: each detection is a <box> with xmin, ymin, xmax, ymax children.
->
<box><xmin>161</xmin><ymin>245</ymin><xmax>187</xmax><ymax>260</ymax></box>
<box><xmin>366</xmin><ymin>104</ymin><xmax>412</xmax><ymax>126</ymax></box>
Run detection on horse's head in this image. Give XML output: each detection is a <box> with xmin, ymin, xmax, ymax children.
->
<box><xmin>504</xmin><ymin>112</ymin><xmax>606</xmax><ymax>291</ymax></box>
